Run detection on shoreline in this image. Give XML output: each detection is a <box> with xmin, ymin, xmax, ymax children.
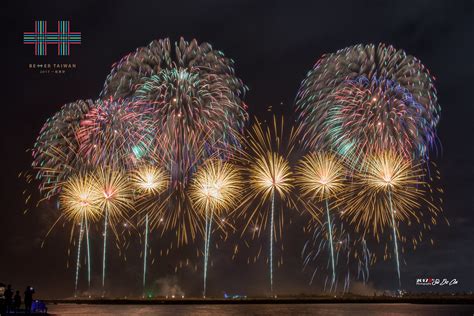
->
<box><xmin>44</xmin><ymin>297</ymin><xmax>474</xmax><ymax>305</ymax></box>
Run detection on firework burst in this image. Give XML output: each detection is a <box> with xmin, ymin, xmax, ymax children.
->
<box><xmin>295</xmin><ymin>152</ymin><xmax>346</xmax><ymax>287</ymax></box>
<box><xmin>60</xmin><ymin>173</ymin><xmax>102</xmax><ymax>293</ymax></box>
<box><xmin>295</xmin><ymin>152</ymin><xmax>345</xmax><ymax>201</ymax></box>
<box><xmin>32</xmin><ymin>99</ymin><xmax>94</xmax><ymax>199</ymax></box>
<box><xmin>338</xmin><ymin>150</ymin><xmax>442</xmax><ymax>287</ymax></box>
<box><xmin>130</xmin><ymin>164</ymin><xmax>168</xmax><ymax>291</ymax></box>
<box><xmin>76</xmin><ymin>98</ymin><xmax>155</xmax><ymax>170</ymax></box>
<box><xmin>89</xmin><ymin>167</ymin><xmax>134</xmax><ymax>288</ymax></box>
<box><xmin>98</xmin><ymin>38</ymin><xmax>248</xmax><ymax>247</ymax></box>
<box><xmin>189</xmin><ymin>159</ymin><xmax>242</xmax><ymax>297</ymax></box>
<box><xmin>302</xmin><ymin>219</ymin><xmax>371</xmax><ymax>292</ymax></box>
<box><xmin>296</xmin><ymin>43</ymin><xmax>440</xmax><ymax>164</ymax></box>
<box><xmin>236</xmin><ymin>116</ymin><xmax>297</xmax><ymax>293</ymax></box>
<box><xmin>101</xmin><ymin>37</ymin><xmax>248</xmax><ymax>185</ymax></box>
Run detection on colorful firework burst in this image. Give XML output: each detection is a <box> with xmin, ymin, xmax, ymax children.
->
<box><xmin>32</xmin><ymin>99</ymin><xmax>94</xmax><ymax>199</ymax></box>
<box><xmin>296</xmin><ymin>43</ymin><xmax>440</xmax><ymax>164</ymax></box>
<box><xmin>101</xmin><ymin>37</ymin><xmax>248</xmax><ymax>185</ymax></box>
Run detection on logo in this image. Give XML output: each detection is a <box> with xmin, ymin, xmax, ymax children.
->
<box><xmin>416</xmin><ymin>278</ymin><xmax>458</xmax><ymax>286</ymax></box>
<box><xmin>23</xmin><ymin>21</ymin><xmax>81</xmax><ymax>56</ymax></box>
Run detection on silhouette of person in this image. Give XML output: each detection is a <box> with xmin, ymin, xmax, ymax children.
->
<box><xmin>14</xmin><ymin>291</ymin><xmax>21</xmax><ymax>313</ymax></box>
<box><xmin>4</xmin><ymin>285</ymin><xmax>12</xmax><ymax>313</ymax></box>
<box><xmin>0</xmin><ymin>282</ymin><xmax>5</xmax><ymax>316</ymax></box>
<box><xmin>24</xmin><ymin>286</ymin><xmax>34</xmax><ymax>314</ymax></box>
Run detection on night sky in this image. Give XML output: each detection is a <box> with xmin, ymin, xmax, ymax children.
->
<box><xmin>1</xmin><ymin>1</ymin><xmax>473</xmax><ymax>298</ymax></box>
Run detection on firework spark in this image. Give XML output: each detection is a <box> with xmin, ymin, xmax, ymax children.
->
<box><xmin>60</xmin><ymin>173</ymin><xmax>102</xmax><ymax>294</ymax></box>
<box><xmin>90</xmin><ymin>167</ymin><xmax>134</xmax><ymax>288</ymax></box>
<box><xmin>236</xmin><ymin>116</ymin><xmax>296</xmax><ymax>293</ymax></box>
<box><xmin>189</xmin><ymin>159</ymin><xmax>242</xmax><ymax>297</ymax></box>
<box><xmin>130</xmin><ymin>164</ymin><xmax>168</xmax><ymax>292</ymax></box>
<box><xmin>296</xmin><ymin>152</ymin><xmax>346</xmax><ymax>287</ymax></box>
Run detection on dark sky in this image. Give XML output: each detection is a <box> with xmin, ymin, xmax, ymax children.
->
<box><xmin>1</xmin><ymin>0</ymin><xmax>473</xmax><ymax>298</ymax></box>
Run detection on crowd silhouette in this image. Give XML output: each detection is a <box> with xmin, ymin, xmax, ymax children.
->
<box><xmin>0</xmin><ymin>283</ymin><xmax>45</xmax><ymax>315</ymax></box>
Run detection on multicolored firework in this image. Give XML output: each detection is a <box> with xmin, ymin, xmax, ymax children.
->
<box><xmin>295</xmin><ymin>152</ymin><xmax>346</xmax><ymax>287</ymax></box>
<box><xmin>338</xmin><ymin>150</ymin><xmax>443</xmax><ymax>287</ymax></box>
<box><xmin>101</xmin><ymin>37</ymin><xmax>248</xmax><ymax>185</ymax></box>
<box><xmin>296</xmin><ymin>43</ymin><xmax>440</xmax><ymax>164</ymax></box>
<box><xmin>236</xmin><ymin>116</ymin><xmax>297</xmax><ymax>293</ymax></box>
<box><xmin>189</xmin><ymin>159</ymin><xmax>242</xmax><ymax>297</ymax></box>
<box><xmin>130</xmin><ymin>164</ymin><xmax>168</xmax><ymax>291</ymax></box>
<box><xmin>32</xmin><ymin>98</ymin><xmax>153</xmax><ymax>200</ymax></box>
<box><xmin>76</xmin><ymin>98</ymin><xmax>155</xmax><ymax>170</ymax></box>
<box><xmin>32</xmin><ymin>99</ymin><xmax>94</xmax><ymax>199</ymax></box>
<box><xmin>97</xmin><ymin>38</ymin><xmax>248</xmax><ymax>247</ymax></box>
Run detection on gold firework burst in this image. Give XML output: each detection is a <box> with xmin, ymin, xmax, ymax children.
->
<box><xmin>339</xmin><ymin>150</ymin><xmax>439</xmax><ymax>239</ymax></box>
<box><xmin>90</xmin><ymin>167</ymin><xmax>134</xmax><ymax>229</ymax></box>
<box><xmin>131</xmin><ymin>164</ymin><xmax>168</xmax><ymax>195</ymax></box>
<box><xmin>236</xmin><ymin>116</ymin><xmax>297</xmax><ymax>238</ymax></box>
<box><xmin>295</xmin><ymin>152</ymin><xmax>345</xmax><ymax>202</ymax></box>
<box><xmin>189</xmin><ymin>159</ymin><xmax>242</xmax><ymax>216</ymax></box>
<box><xmin>59</xmin><ymin>173</ymin><xmax>102</xmax><ymax>224</ymax></box>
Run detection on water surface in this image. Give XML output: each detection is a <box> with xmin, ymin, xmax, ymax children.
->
<box><xmin>47</xmin><ymin>303</ymin><xmax>474</xmax><ymax>315</ymax></box>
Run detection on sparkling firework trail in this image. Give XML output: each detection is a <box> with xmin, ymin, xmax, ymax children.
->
<box><xmin>74</xmin><ymin>219</ymin><xmax>84</xmax><ymax>296</ymax></box>
<box><xmin>189</xmin><ymin>159</ymin><xmax>242</xmax><ymax>297</ymax></box>
<box><xmin>130</xmin><ymin>165</ymin><xmax>168</xmax><ymax>292</ymax></box>
<box><xmin>295</xmin><ymin>152</ymin><xmax>345</xmax><ymax>287</ymax></box>
<box><xmin>236</xmin><ymin>117</ymin><xmax>296</xmax><ymax>293</ymax></box>
<box><xmin>84</xmin><ymin>217</ymin><xmax>91</xmax><ymax>288</ymax></box>
<box><xmin>302</xmin><ymin>219</ymin><xmax>371</xmax><ymax>292</ymax></box>
<box><xmin>59</xmin><ymin>173</ymin><xmax>102</xmax><ymax>293</ymax></box>
<box><xmin>90</xmin><ymin>168</ymin><xmax>134</xmax><ymax>289</ymax></box>
<box><xmin>388</xmin><ymin>188</ymin><xmax>401</xmax><ymax>288</ymax></box>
